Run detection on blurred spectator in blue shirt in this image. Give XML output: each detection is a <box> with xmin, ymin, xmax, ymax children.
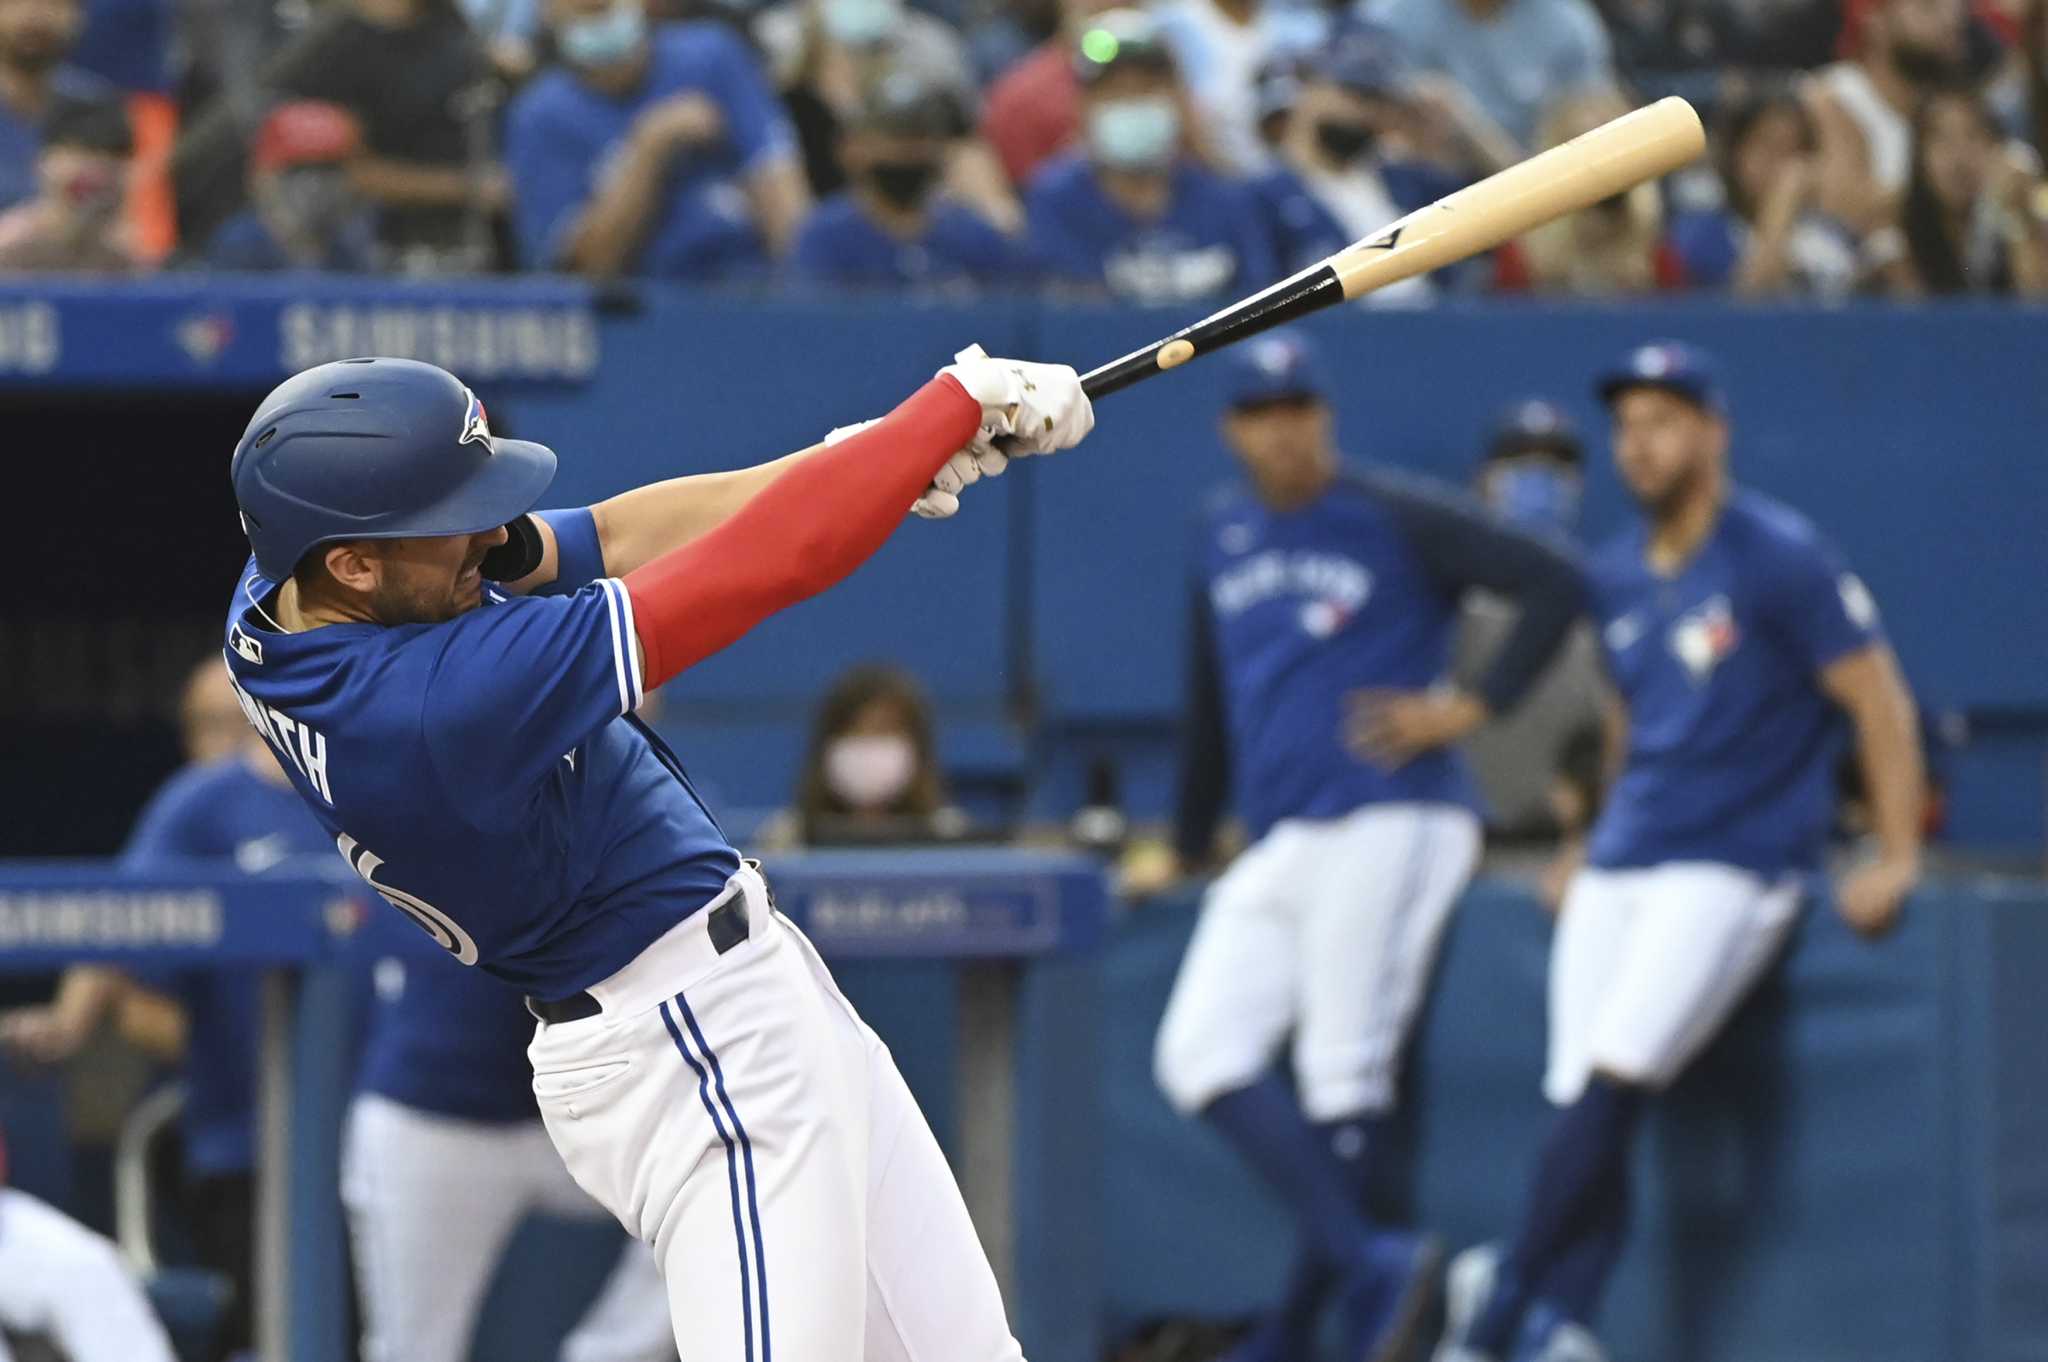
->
<box><xmin>792</xmin><ymin>69</ymin><xmax>1029</xmax><ymax>288</ymax></box>
<box><xmin>1668</xmin><ymin>87</ymin><xmax>1862</xmax><ymax>297</ymax></box>
<box><xmin>205</xmin><ymin>101</ymin><xmax>380</xmax><ymax>272</ymax></box>
<box><xmin>0</xmin><ymin>91</ymin><xmax>135</xmax><ymax>270</ymax></box>
<box><xmin>1025</xmin><ymin>8</ymin><xmax>1276</xmax><ymax>302</ymax></box>
<box><xmin>506</xmin><ymin>0</ymin><xmax>810</xmax><ymax>277</ymax></box>
<box><xmin>1361</xmin><ymin>0</ymin><xmax>1613</xmax><ymax>151</ymax></box>
<box><xmin>0</xmin><ymin>0</ymin><xmax>117</xmax><ymax>211</ymax></box>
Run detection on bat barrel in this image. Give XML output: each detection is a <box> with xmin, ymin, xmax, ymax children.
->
<box><xmin>1080</xmin><ymin>264</ymin><xmax>1347</xmax><ymax>400</ymax></box>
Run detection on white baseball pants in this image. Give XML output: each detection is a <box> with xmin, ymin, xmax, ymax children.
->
<box><xmin>1154</xmin><ymin>803</ymin><xmax>1482</xmax><ymax>1121</ymax></box>
<box><xmin>340</xmin><ymin>1092</ymin><xmax>673</xmax><ymax>1362</ymax></box>
<box><xmin>0</xmin><ymin>1187</ymin><xmax>177</xmax><ymax>1362</ymax></box>
<box><xmin>528</xmin><ymin>863</ymin><xmax>1021</xmax><ymax>1362</ymax></box>
<box><xmin>1545</xmin><ymin>862</ymin><xmax>1804</xmax><ymax>1105</ymax></box>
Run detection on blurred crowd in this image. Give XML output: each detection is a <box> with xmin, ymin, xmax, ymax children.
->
<box><xmin>2</xmin><ymin>0</ymin><xmax>2047</xmax><ymax>294</ymax></box>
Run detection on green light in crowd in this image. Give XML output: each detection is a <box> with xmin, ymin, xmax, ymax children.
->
<box><xmin>1080</xmin><ymin>28</ymin><xmax>1120</xmax><ymax>64</ymax></box>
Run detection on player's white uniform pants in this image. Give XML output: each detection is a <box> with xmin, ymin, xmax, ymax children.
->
<box><xmin>0</xmin><ymin>1187</ymin><xmax>177</xmax><ymax>1362</ymax></box>
<box><xmin>1154</xmin><ymin>803</ymin><xmax>1482</xmax><ymax>1120</ymax></box>
<box><xmin>341</xmin><ymin>1093</ymin><xmax>672</xmax><ymax>1362</ymax></box>
<box><xmin>1544</xmin><ymin>862</ymin><xmax>1804</xmax><ymax>1106</ymax></box>
<box><xmin>528</xmin><ymin>862</ymin><xmax>1021</xmax><ymax>1362</ymax></box>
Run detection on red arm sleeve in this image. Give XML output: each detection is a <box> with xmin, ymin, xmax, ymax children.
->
<box><xmin>623</xmin><ymin>375</ymin><xmax>983</xmax><ymax>689</ymax></box>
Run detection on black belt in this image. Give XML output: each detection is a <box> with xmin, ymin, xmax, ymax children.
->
<box><xmin>527</xmin><ymin>892</ymin><xmax>752</xmax><ymax>1025</ymax></box>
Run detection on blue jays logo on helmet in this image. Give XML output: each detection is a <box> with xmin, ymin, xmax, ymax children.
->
<box><xmin>458</xmin><ymin>389</ymin><xmax>492</xmax><ymax>448</ymax></box>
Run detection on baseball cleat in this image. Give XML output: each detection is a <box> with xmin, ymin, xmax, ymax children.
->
<box><xmin>1341</xmin><ymin>1230</ymin><xmax>1444</xmax><ymax>1362</ymax></box>
<box><xmin>1432</xmin><ymin>1243</ymin><xmax>1504</xmax><ymax>1362</ymax></box>
<box><xmin>1510</xmin><ymin>1301</ymin><xmax>1609</xmax><ymax>1362</ymax></box>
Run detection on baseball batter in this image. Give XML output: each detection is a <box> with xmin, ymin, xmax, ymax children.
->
<box><xmin>221</xmin><ymin>351</ymin><xmax>1092</xmax><ymax>1361</ymax></box>
<box><xmin>1435</xmin><ymin>343</ymin><xmax>1924</xmax><ymax>1362</ymax></box>
<box><xmin>1135</xmin><ymin>332</ymin><xmax>1585</xmax><ymax>1362</ymax></box>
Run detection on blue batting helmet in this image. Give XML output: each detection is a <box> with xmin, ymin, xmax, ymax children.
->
<box><xmin>230</xmin><ymin>357</ymin><xmax>558</xmax><ymax>582</ymax></box>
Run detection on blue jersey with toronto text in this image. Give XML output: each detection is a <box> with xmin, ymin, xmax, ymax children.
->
<box><xmin>120</xmin><ymin>755</ymin><xmax>334</xmax><ymax>1176</ymax></box>
<box><xmin>1197</xmin><ymin>471</ymin><xmax>1482</xmax><ymax>838</ymax></box>
<box><xmin>1586</xmin><ymin>488</ymin><xmax>1882</xmax><ymax>874</ymax></box>
<box><xmin>221</xmin><ymin>508</ymin><xmax>742</xmax><ymax>1001</ymax></box>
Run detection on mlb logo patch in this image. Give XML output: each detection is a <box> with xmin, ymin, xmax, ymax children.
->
<box><xmin>231</xmin><ymin>624</ymin><xmax>264</xmax><ymax>666</ymax></box>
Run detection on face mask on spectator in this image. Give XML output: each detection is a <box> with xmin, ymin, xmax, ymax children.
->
<box><xmin>57</xmin><ymin>160</ymin><xmax>122</xmax><ymax>221</ymax></box>
<box><xmin>821</xmin><ymin>0</ymin><xmax>899</xmax><ymax>47</ymax></box>
<box><xmin>558</xmin><ymin>1</ymin><xmax>645</xmax><ymax>67</ymax></box>
<box><xmin>1492</xmin><ymin>465</ymin><xmax>1581</xmax><ymax>535</ymax></box>
<box><xmin>1088</xmin><ymin>96</ymin><xmax>1179</xmax><ymax>172</ymax></box>
<box><xmin>825</xmin><ymin>734</ymin><xmax>917</xmax><ymax>809</ymax></box>
<box><xmin>867</xmin><ymin>158</ymin><xmax>940</xmax><ymax>208</ymax></box>
<box><xmin>1314</xmin><ymin>119</ymin><xmax>1375</xmax><ymax>165</ymax></box>
<box><xmin>269</xmin><ymin>167</ymin><xmax>358</xmax><ymax>240</ymax></box>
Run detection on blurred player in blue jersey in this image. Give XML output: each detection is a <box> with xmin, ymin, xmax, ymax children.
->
<box><xmin>1433</xmin><ymin>343</ymin><xmax>1924</xmax><ymax>1362</ymax></box>
<box><xmin>345</xmin><ymin>922</ymin><xmax>672</xmax><ymax>1362</ymax></box>
<box><xmin>222</xmin><ymin>350</ymin><xmax>1091</xmax><ymax>1361</ymax></box>
<box><xmin>1130</xmin><ymin>331</ymin><xmax>1586</xmax><ymax>1362</ymax></box>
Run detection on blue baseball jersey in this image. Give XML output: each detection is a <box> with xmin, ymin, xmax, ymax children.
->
<box><xmin>1196</xmin><ymin>471</ymin><xmax>1484</xmax><ymax>838</ymax></box>
<box><xmin>1586</xmin><ymin>488</ymin><xmax>1882</xmax><ymax>874</ymax></box>
<box><xmin>120</xmin><ymin>755</ymin><xmax>334</xmax><ymax>1176</ymax></box>
<box><xmin>791</xmin><ymin>193</ymin><xmax>1030</xmax><ymax>290</ymax></box>
<box><xmin>1024</xmin><ymin>153</ymin><xmax>1277</xmax><ymax>303</ymax></box>
<box><xmin>355</xmin><ymin>911</ymin><xmax>540</xmax><ymax>1124</ymax></box>
<box><xmin>505</xmin><ymin>21</ymin><xmax>796</xmax><ymax>278</ymax></box>
<box><xmin>221</xmin><ymin>507</ymin><xmax>742</xmax><ymax>1001</ymax></box>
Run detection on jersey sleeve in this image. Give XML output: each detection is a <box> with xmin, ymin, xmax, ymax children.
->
<box><xmin>420</xmin><ymin>583</ymin><xmax>645</xmax><ymax>814</ymax></box>
<box><xmin>701</xmin><ymin>24</ymin><xmax>797</xmax><ymax>174</ymax></box>
<box><xmin>118</xmin><ymin>774</ymin><xmax>216</xmax><ymax>866</ymax></box>
<box><xmin>1757</xmin><ymin>529</ymin><xmax>1883</xmax><ymax>674</ymax></box>
<box><xmin>531</xmin><ymin>507</ymin><xmax>606</xmax><ymax>596</ymax></box>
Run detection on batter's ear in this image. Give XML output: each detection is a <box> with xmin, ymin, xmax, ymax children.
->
<box><xmin>320</xmin><ymin>541</ymin><xmax>381</xmax><ymax>595</ymax></box>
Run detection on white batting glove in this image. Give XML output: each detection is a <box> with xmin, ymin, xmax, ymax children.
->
<box><xmin>823</xmin><ymin>418</ymin><xmax>1008</xmax><ymax>521</ymax></box>
<box><xmin>939</xmin><ymin>345</ymin><xmax>1095</xmax><ymax>457</ymax></box>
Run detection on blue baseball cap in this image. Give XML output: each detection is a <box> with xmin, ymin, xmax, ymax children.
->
<box><xmin>1225</xmin><ymin>330</ymin><xmax>1327</xmax><ymax>408</ymax></box>
<box><xmin>1485</xmin><ymin>398</ymin><xmax>1582</xmax><ymax>467</ymax></box>
<box><xmin>1595</xmin><ymin>340</ymin><xmax>1725</xmax><ymax>413</ymax></box>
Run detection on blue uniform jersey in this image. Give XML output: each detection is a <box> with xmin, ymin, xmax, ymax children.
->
<box><xmin>355</xmin><ymin>912</ymin><xmax>540</xmax><ymax>1124</ymax></box>
<box><xmin>221</xmin><ymin>508</ymin><xmax>742</xmax><ymax>1000</ymax></box>
<box><xmin>120</xmin><ymin>755</ymin><xmax>334</xmax><ymax>1176</ymax></box>
<box><xmin>1586</xmin><ymin>488</ymin><xmax>1882</xmax><ymax>874</ymax></box>
<box><xmin>1177</xmin><ymin>467</ymin><xmax>1584</xmax><ymax>853</ymax></box>
<box><xmin>505</xmin><ymin>22</ymin><xmax>796</xmax><ymax>278</ymax></box>
<box><xmin>791</xmin><ymin>193</ymin><xmax>1030</xmax><ymax>290</ymax></box>
<box><xmin>1024</xmin><ymin>153</ymin><xmax>1277</xmax><ymax>303</ymax></box>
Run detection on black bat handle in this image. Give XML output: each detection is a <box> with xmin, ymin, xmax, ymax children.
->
<box><xmin>1078</xmin><ymin>263</ymin><xmax>1347</xmax><ymax>401</ymax></box>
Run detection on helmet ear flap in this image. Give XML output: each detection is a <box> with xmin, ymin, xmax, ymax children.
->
<box><xmin>480</xmin><ymin>514</ymin><xmax>544</xmax><ymax>582</ymax></box>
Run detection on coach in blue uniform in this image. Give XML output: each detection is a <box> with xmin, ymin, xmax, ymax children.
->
<box><xmin>1139</xmin><ymin>331</ymin><xmax>1585</xmax><ymax>1362</ymax></box>
<box><xmin>1024</xmin><ymin>9</ymin><xmax>1275</xmax><ymax>304</ymax></box>
<box><xmin>1434</xmin><ymin>344</ymin><xmax>1924</xmax><ymax>1362</ymax></box>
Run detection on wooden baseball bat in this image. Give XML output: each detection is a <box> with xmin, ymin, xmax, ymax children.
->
<box><xmin>1078</xmin><ymin>96</ymin><xmax>1705</xmax><ymax>400</ymax></box>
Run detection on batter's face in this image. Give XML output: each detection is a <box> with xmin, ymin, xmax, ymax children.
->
<box><xmin>1609</xmin><ymin>388</ymin><xmax>1725</xmax><ymax>517</ymax></box>
<box><xmin>1224</xmin><ymin>396</ymin><xmax>1337</xmax><ymax>509</ymax></box>
<box><xmin>327</xmin><ymin>528</ymin><xmax>507</xmax><ymax>625</ymax></box>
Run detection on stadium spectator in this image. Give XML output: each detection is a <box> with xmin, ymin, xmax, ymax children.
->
<box><xmin>758</xmin><ymin>663</ymin><xmax>968</xmax><ymax>848</ymax></box>
<box><xmin>505</xmin><ymin>0</ymin><xmax>809</xmax><ymax>277</ymax></box>
<box><xmin>1454</xmin><ymin>399</ymin><xmax>1609</xmax><ymax>845</ymax></box>
<box><xmin>0</xmin><ymin>92</ymin><xmax>135</xmax><ymax>271</ymax></box>
<box><xmin>1806</xmin><ymin>0</ymin><xmax>1972</xmax><ymax>235</ymax></box>
<box><xmin>1587</xmin><ymin>0</ymin><xmax>1743</xmax><ymax>113</ymax></box>
<box><xmin>1669</xmin><ymin>86</ymin><xmax>1864</xmax><ymax>296</ymax></box>
<box><xmin>1362</xmin><ymin>0</ymin><xmax>1615</xmax><ymax>151</ymax></box>
<box><xmin>266</xmin><ymin>0</ymin><xmax>504</xmax><ymax>272</ymax></box>
<box><xmin>0</xmin><ymin>1124</ymin><xmax>178</xmax><ymax>1362</ymax></box>
<box><xmin>1025</xmin><ymin>8</ymin><xmax>1276</xmax><ymax>302</ymax></box>
<box><xmin>1151</xmin><ymin>0</ymin><xmax>1328</xmax><ymax>175</ymax></box>
<box><xmin>0</xmin><ymin>0</ymin><xmax>117</xmax><ymax>212</ymax></box>
<box><xmin>980</xmin><ymin>0</ymin><xmax>1119</xmax><ymax>185</ymax></box>
<box><xmin>1251</xmin><ymin>33</ymin><xmax>1472</xmax><ymax>293</ymax></box>
<box><xmin>1494</xmin><ymin>87</ymin><xmax>1684</xmax><ymax>292</ymax></box>
<box><xmin>791</xmin><ymin>69</ymin><xmax>1029</xmax><ymax>287</ymax></box>
<box><xmin>755</xmin><ymin>0</ymin><xmax>1016</xmax><ymax>225</ymax></box>
<box><xmin>205</xmin><ymin>101</ymin><xmax>379</xmax><ymax>271</ymax></box>
<box><xmin>1875</xmin><ymin>82</ymin><xmax>2048</xmax><ymax>294</ymax></box>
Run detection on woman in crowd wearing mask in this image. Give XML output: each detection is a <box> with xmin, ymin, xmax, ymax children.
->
<box><xmin>1025</xmin><ymin>8</ymin><xmax>1275</xmax><ymax>303</ymax></box>
<box><xmin>205</xmin><ymin>100</ymin><xmax>380</xmax><ymax>271</ymax></box>
<box><xmin>760</xmin><ymin>664</ymin><xmax>967</xmax><ymax>849</ymax></box>
<box><xmin>1493</xmin><ymin>86</ymin><xmax>1685</xmax><ymax>294</ymax></box>
<box><xmin>754</xmin><ymin>0</ymin><xmax>1020</xmax><ymax>227</ymax></box>
<box><xmin>791</xmin><ymin>69</ymin><xmax>1031</xmax><ymax>287</ymax></box>
<box><xmin>1874</xmin><ymin>81</ymin><xmax>2048</xmax><ymax>296</ymax></box>
<box><xmin>0</xmin><ymin>95</ymin><xmax>135</xmax><ymax>272</ymax></box>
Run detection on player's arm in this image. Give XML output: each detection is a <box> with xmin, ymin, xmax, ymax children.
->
<box><xmin>1820</xmin><ymin>642</ymin><xmax>1923</xmax><ymax>938</ymax></box>
<box><xmin>1349</xmin><ymin>473</ymin><xmax>1588</xmax><ymax>766</ymax></box>
<box><xmin>0</xmin><ymin>966</ymin><xmax>128</xmax><ymax>1064</ymax></box>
